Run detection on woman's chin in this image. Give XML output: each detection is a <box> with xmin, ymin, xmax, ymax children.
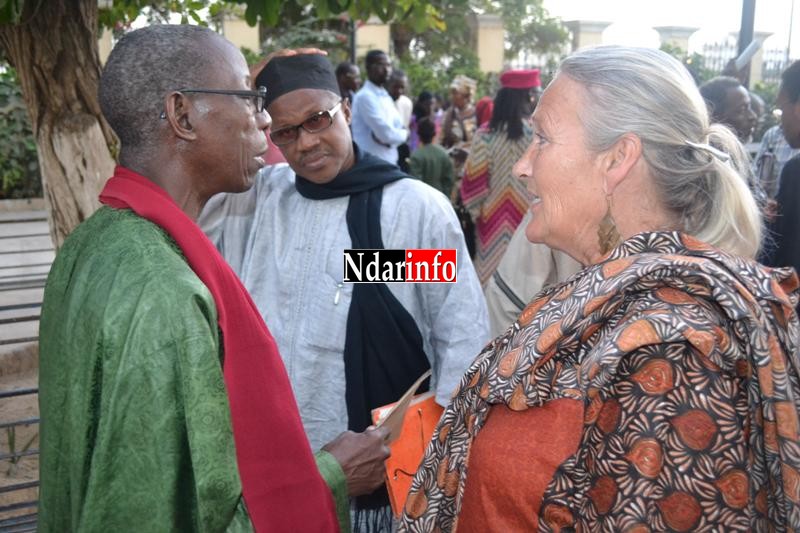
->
<box><xmin>525</xmin><ymin>220</ymin><xmax>546</xmax><ymax>245</ymax></box>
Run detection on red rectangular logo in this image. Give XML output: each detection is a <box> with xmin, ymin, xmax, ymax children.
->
<box><xmin>343</xmin><ymin>249</ymin><xmax>457</xmax><ymax>283</ymax></box>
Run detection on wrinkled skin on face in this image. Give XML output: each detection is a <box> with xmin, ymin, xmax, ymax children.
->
<box><xmin>512</xmin><ymin>74</ymin><xmax>608</xmax><ymax>263</ymax></box>
<box><xmin>185</xmin><ymin>37</ymin><xmax>270</xmax><ymax>197</ymax></box>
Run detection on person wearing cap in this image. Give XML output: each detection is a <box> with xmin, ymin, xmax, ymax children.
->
<box><xmin>460</xmin><ymin>68</ymin><xmax>540</xmax><ymax>286</ymax></box>
<box><xmin>439</xmin><ymin>74</ymin><xmax>478</xmax><ymax>151</ymax></box>
<box><xmin>200</xmin><ymin>53</ymin><xmax>489</xmax><ymax>531</ymax></box>
<box><xmin>350</xmin><ymin>50</ymin><xmax>409</xmax><ymax>164</ymax></box>
<box><xmin>38</xmin><ymin>26</ymin><xmax>382</xmax><ymax>533</ymax></box>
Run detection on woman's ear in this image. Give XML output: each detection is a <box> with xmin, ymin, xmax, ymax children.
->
<box><xmin>163</xmin><ymin>92</ymin><xmax>197</xmax><ymax>142</ymax></box>
<box><xmin>602</xmin><ymin>133</ymin><xmax>642</xmax><ymax>194</ymax></box>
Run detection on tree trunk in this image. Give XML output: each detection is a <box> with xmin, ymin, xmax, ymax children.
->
<box><xmin>391</xmin><ymin>23</ymin><xmax>413</xmax><ymax>59</ymax></box>
<box><xmin>0</xmin><ymin>0</ymin><xmax>116</xmax><ymax>249</ymax></box>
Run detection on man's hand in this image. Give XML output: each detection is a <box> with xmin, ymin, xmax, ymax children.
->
<box><xmin>322</xmin><ymin>426</ymin><xmax>391</xmax><ymax>497</ymax></box>
<box><xmin>764</xmin><ymin>198</ymin><xmax>779</xmax><ymax>223</ymax></box>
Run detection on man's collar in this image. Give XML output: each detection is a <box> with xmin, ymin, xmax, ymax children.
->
<box><xmin>365</xmin><ymin>80</ymin><xmax>387</xmax><ymax>93</ymax></box>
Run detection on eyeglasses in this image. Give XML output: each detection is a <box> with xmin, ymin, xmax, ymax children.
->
<box><xmin>160</xmin><ymin>86</ymin><xmax>267</xmax><ymax>118</ymax></box>
<box><xmin>269</xmin><ymin>101</ymin><xmax>343</xmax><ymax>146</ymax></box>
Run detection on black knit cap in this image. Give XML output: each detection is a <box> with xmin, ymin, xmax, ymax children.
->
<box><xmin>256</xmin><ymin>54</ymin><xmax>340</xmax><ymax>109</ymax></box>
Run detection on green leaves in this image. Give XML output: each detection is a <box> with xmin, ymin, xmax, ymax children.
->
<box><xmin>0</xmin><ymin>65</ymin><xmax>42</xmax><ymax>199</ymax></box>
<box><xmin>0</xmin><ymin>0</ymin><xmax>23</xmax><ymax>24</ymax></box>
<box><xmin>228</xmin><ymin>0</ymin><xmax>441</xmax><ymax>31</ymax></box>
<box><xmin>98</xmin><ymin>0</ymin><xmax>214</xmax><ymax>30</ymax></box>
<box><xmin>0</xmin><ymin>0</ymin><xmax>45</xmax><ymax>25</ymax></box>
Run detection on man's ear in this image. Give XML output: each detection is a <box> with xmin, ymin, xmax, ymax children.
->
<box><xmin>163</xmin><ymin>92</ymin><xmax>197</xmax><ymax>141</ymax></box>
<box><xmin>342</xmin><ymin>98</ymin><xmax>352</xmax><ymax>126</ymax></box>
<box><xmin>601</xmin><ymin>133</ymin><xmax>642</xmax><ymax>194</ymax></box>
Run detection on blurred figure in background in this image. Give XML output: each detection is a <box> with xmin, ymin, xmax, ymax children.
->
<box><xmin>754</xmin><ymin>122</ymin><xmax>800</xmax><ymax>201</ymax></box>
<box><xmin>700</xmin><ymin>76</ymin><xmax>766</xmax><ymax>206</ymax></box>
<box><xmin>461</xmin><ymin>69</ymin><xmax>539</xmax><ymax>286</ymax></box>
<box><xmin>408</xmin><ymin>118</ymin><xmax>455</xmax><ymax>196</ymax></box>
<box><xmin>699</xmin><ymin>75</ymin><xmax>757</xmax><ymax>142</ymax></box>
<box><xmin>763</xmin><ymin>59</ymin><xmax>800</xmax><ymax>307</ymax></box>
<box><xmin>475</xmin><ymin>95</ymin><xmax>494</xmax><ymax>129</ymax></box>
<box><xmin>439</xmin><ymin>74</ymin><xmax>477</xmax><ymax>151</ymax></box>
<box><xmin>351</xmin><ymin>50</ymin><xmax>409</xmax><ymax>164</ymax></box>
<box><xmin>336</xmin><ymin>61</ymin><xmax>361</xmax><ymax>104</ymax></box>
<box><xmin>389</xmin><ymin>69</ymin><xmax>413</xmax><ymax>172</ymax></box>
<box><xmin>409</xmin><ymin>91</ymin><xmax>440</xmax><ymax>151</ymax></box>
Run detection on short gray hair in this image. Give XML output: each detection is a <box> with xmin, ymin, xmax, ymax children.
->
<box><xmin>99</xmin><ymin>24</ymin><xmax>229</xmax><ymax>153</ymax></box>
<box><xmin>558</xmin><ymin>46</ymin><xmax>762</xmax><ymax>258</ymax></box>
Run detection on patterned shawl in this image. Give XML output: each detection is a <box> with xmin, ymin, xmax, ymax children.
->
<box><xmin>399</xmin><ymin>231</ymin><xmax>800</xmax><ymax>532</ymax></box>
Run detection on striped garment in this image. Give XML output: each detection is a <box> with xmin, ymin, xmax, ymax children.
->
<box><xmin>461</xmin><ymin>124</ymin><xmax>533</xmax><ymax>286</ymax></box>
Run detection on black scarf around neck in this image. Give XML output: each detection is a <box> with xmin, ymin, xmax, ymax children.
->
<box><xmin>297</xmin><ymin>145</ymin><xmax>432</xmax><ymax>520</ymax></box>
<box><xmin>297</xmin><ymin>144</ymin><xmax>431</xmax><ymax>428</ymax></box>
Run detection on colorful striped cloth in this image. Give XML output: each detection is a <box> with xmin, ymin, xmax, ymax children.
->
<box><xmin>461</xmin><ymin>124</ymin><xmax>533</xmax><ymax>285</ymax></box>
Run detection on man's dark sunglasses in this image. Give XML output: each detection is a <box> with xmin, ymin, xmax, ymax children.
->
<box><xmin>160</xmin><ymin>86</ymin><xmax>267</xmax><ymax>118</ymax></box>
<box><xmin>269</xmin><ymin>101</ymin><xmax>343</xmax><ymax>146</ymax></box>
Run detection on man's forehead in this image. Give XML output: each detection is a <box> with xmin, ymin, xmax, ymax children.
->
<box><xmin>203</xmin><ymin>37</ymin><xmax>248</xmax><ymax>81</ymax></box>
<box><xmin>268</xmin><ymin>88</ymin><xmax>339</xmax><ymax>119</ymax></box>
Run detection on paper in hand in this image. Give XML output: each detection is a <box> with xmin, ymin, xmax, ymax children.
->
<box><xmin>375</xmin><ymin>369</ymin><xmax>432</xmax><ymax>443</ymax></box>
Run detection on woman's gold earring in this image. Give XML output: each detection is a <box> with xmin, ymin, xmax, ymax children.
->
<box><xmin>597</xmin><ymin>196</ymin><xmax>621</xmax><ymax>255</ymax></box>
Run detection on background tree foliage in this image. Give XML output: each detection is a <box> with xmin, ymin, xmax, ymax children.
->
<box><xmin>0</xmin><ymin>0</ymin><xmax>446</xmax><ymax>246</ymax></box>
<box><xmin>0</xmin><ymin>65</ymin><xmax>41</xmax><ymax>199</ymax></box>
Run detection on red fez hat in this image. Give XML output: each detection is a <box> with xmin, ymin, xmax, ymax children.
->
<box><xmin>499</xmin><ymin>69</ymin><xmax>541</xmax><ymax>89</ymax></box>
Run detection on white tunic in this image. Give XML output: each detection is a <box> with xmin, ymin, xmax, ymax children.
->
<box><xmin>201</xmin><ymin>164</ymin><xmax>490</xmax><ymax>450</ymax></box>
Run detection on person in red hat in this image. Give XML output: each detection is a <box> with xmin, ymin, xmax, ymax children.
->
<box><xmin>460</xmin><ymin>68</ymin><xmax>541</xmax><ymax>286</ymax></box>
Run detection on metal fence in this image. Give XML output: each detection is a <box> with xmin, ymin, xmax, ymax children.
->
<box><xmin>701</xmin><ymin>39</ymin><xmax>790</xmax><ymax>85</ymax></box>
<box><xmin>0</xmin><ymin>211</ymin><xmax>51</xmax><ymax>532</ymax></box>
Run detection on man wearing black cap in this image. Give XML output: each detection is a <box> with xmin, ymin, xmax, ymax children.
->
<box><xmin>201</xmin><ymin>53</ymin><xmax>489</xmax><ymax>530</ymax></box>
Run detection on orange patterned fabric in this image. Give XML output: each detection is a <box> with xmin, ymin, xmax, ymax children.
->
<box><xmin>457</xmin><ymin>399</ymin><xmax>584</xmax><ymax>532</ymax></box>
<box><xmin>399</xmin><ymin>232</ymin><xmax>800</xmax><ymax>532</ymax></box>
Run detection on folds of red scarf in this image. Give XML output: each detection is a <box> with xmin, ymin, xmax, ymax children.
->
<box><xmin>99</xmin><ymin>166</ymin><xmax>338</xmax><ymax>532</ymax></box>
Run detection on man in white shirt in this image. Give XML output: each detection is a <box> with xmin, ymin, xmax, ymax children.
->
<box><xmin>389</xmin><ymin>69</ymin><xmax>413</xmax><ymax>128</ymax></box>
<box><xmin>201</xmin><ymin>54</ymin><xmax>489</xmax><ymax>531</ymax></box>
<box><xmin>388</xmin><ymin>69</ymin><xmax>413</xmax><ymax>172</ymax></box>
<box><xmin>351</xmin><ymin>50</ymin><xmax>409</xmax><ymax>163</ymax></box>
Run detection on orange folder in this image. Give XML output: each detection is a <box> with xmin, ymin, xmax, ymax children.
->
<box><xmin>372</xmin><ymin>391</ymin><xmax>444</xmax><ymax>517</ymax></box>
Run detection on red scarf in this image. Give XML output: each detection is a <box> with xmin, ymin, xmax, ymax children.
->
<box><xmin>100</xmin><ymin>166</ymin><xmax>338</xmax><ymax>532</ymax></box>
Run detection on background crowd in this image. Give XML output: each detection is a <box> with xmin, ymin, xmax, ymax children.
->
<box><xmin>320</xmin><ymin>48</ymin><xmax>800</xmax><ymax>303</ymax></box>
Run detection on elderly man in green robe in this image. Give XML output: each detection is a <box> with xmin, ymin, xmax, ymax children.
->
<box><xmin>37</xmin><ymin>24</ymin><xmax>388</xmax><ymax>533</ymax></box>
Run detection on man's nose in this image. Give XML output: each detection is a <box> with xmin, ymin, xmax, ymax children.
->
<box><xmin>258</xmin><ymin>110</ymin><xmax>272</xmax><ymax>131</ymax></box>
<box><xmin>295</xmin><ymin>127</ymin><xmax>320</xmax><ymax>151</ymax></box>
